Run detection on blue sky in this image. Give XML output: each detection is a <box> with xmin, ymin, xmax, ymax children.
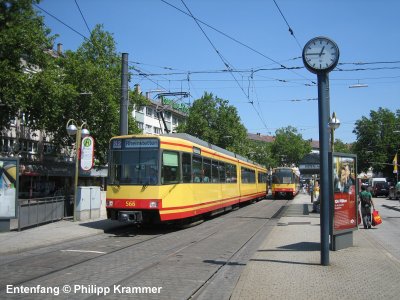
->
<box><xmin>36</xmin><ymin>0</ymin><xmax>400</xmax><ymax>143</ymax></box>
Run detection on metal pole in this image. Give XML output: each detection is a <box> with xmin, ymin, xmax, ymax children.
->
<box><xmin>120</xmin><ymin>53</ymin><xmax>129</xmax><ymax>135</ymax></box>
<box><xmin>73</xmin><ymin>127</ymin><xmax>82</xmax><ymax>222</ymax></box>
<box><xmin>317</xmin><ymin>73</ymin><xmax>330</xmax><ymax>266</ymax></box>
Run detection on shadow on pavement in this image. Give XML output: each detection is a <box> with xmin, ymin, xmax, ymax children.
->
<box><xmin>249</xmin><ymin>258</ymin><xmax>320</xmax><ymax>266</ymax></box>
<box><xmin>203</xmin><ymin>259</ymin><xmax>246</xmax><ymax>266</ymax></box>
<box><xmin>257</xmin><ymin>241</ymin><xmax>320</xmax><ymax>252</ymax></box>
<box><xmin>382</xmin><ymin>204</ymin><xmax>400</xmax><ymax>212</ymax></box>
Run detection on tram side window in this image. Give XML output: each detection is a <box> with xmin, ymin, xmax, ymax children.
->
<box><xmin>241</xmin><ymin>167</ymin><xmax>248</xmax><ymax>183</ymax></box>
<box><xmin>203</xmin><ymin>158</ymin><xmax>211</xmax><ymax>183</ymax></box>
<box><xmin>211</xmin><ymin>160</ymin><xmax>219</xmax><ymax>183</ymax></box>
<box><xmin>226</xmin><ymin>163</ymin><xmax>237</xmax><ymax>183</ymax></box>
<box><xmin>162</xmin><ymin>151</ymin><xmax>180</xmax><ymax>184</ymax></box>
<box><xmin>219</xmin><ymin>162</ymin><xmax>226</xmax><ymax>183</ymax></box>
<box><xmin>192</xmin><ymin>155</ymin><xmax>202</xmax><ymax>183</ymax></box>
<box><xmin>182</xmin><ymin>152</ymin><xmax>192</xmax><ymax>183</ymax></box>
<box><xmin>258</xmin><ymin>172</ymin><xmax>267</xmax><ymax>183</ymax></box>
<box><xmin>241</xmin><ymin>167</ymin><xmax>256</xmax><ymax>183</ymax></box>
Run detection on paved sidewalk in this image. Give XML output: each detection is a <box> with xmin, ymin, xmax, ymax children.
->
<box><xmin>231</xmin><ymin>193</ymin><xmax>400</xmax><ymax>300</ymax></box>
<box><xmin>0</xmin><ymin>218</ymin><xmax>125</xmax><ymax>254</ymax></box>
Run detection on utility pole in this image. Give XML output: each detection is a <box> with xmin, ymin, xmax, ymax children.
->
<box><xmin>120</xmin><ymin>53</ymin><xmax>129</xmax><ymax>135</ymax></box>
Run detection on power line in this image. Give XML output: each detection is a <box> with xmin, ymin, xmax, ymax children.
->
<box><xmin>272</xmin><ymin>0</ymin><xmax>303</xmax><ymax>50</ymax></box>
<box><xmin>179</xmin><ymin>0</ymin><xmax>248</xmax><ymax>97</ymax></box>
<box><xmin>179</xmin><ymin>0</ymin><xmax>269</xmax><ymax>132</ymax></box>
<box><xmin>33</xmin><ymin>4</ymin><xmax>89</xmax><ymax>41</ymax></box>
<box><xmin>130</xmin><ymin>66</ymin><xmax>169</xmax><ymax>92</ymax></box>
<box><xmin>160</xmin><ymin>0</ymin><xmax>314</xmax><ymax>85</ymax></box>
<box><xmin>339</xmin><ymin>60</ymin><xmax>400</xmax><ymax>66</ymax></box>
<box><xmin>74</xmin><ymin>0</ymin><xmax>91</xmax><ymax>35</ymax></box>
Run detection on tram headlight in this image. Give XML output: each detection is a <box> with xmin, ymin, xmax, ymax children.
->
<box><xmin>106</xmin><ymin>200</ymin><xmax>114</xmax><ymax>207</ymax></box>
<box><xmin>149</xmin><ymin>201</ymin><xmax>158</xmax><ymax>208</ymax></box>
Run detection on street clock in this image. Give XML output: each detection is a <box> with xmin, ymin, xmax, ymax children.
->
<box><xmin>302</xmin><ymin>36</ymin><xmax>339</xmax><ymax>74</ymax></box>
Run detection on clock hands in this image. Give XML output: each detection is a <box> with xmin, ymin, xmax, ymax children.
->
<box><xmin>307</xmin><ymin>46</ymin><xmax>326</xmax><ymax>56</ymax></box>
<box><xmin>319</xmin><ymin>46</ymin><xmax>325</xmax><ymax>56</ymax></box>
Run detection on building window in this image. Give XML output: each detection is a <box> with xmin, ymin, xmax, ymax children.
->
<box><xmin>172</xmin><ymin>116</ymin><xmax>178</xmax><ymax>125</ymax></box>
<box><xmin>154</xmin><ymin>127</ymin><xmax>162</xmax><ymax>134</ymax></box>
<box><xmin>145</xmin><ymin>125</ymin><xmax>152</xmax><ymax>134</ymax></box>
<box><xmin>164</xmin><ymin>111</ymin><xmax>171</xmax><ymax>120</ymax></box>
<box><xmin>136</xmin><ymin>106</ymin><xmax>144</xmax><ymax>113</ymax></box>
<box><xmin>43</xmin><ymin>143</ymin><xmax>55</xmax><ymax>154</ymax></box>
<box><xmin>136</xmin><ymin>121</ymin><xmax>144</xmax><ymax>132</ymax></box>
<box><xmin>146</xmin><ymin>107</ymin><xmax>154</xmax><ymax>117</ymax></box>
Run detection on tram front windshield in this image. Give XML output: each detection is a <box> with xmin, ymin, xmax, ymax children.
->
<box><xmin>272</xmin><ymin>169</ymin><xmax>293</xmax><ymax>184</ymax></box>
<box><xmin>108</xmin><ymin>139</ymin><xmax>159</xmax><ymax>185</ymax></box>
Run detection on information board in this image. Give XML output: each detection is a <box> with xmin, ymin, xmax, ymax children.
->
<box><xmin>81</xmin><ymin>136</ymin><xmax>94</xmax><ymax>171</ymax></box>
<box><xmin>0</xmin><ymin>158</ymin><xmax>18</xmax><ymax>219</ymax></box>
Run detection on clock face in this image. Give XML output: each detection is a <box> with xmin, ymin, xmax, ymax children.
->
<box><xmin>302</xmin><ymin>37</ymin><xmax>339</xmax><ymax>73</ymax></box>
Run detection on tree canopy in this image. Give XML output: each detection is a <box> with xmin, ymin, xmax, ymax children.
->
<box><xmin>271</xmin><ymin>126</ymin><xmax>311</xmax><ymax>166</ymax></box>
<box><xmin>177</xmin><ymin>92</ymin><xmax>249</xmax><ymax>155</ymax></box>
<box><xmin>353</xmin><ymin>107</ymin><xmax>400</xmax><ymax>176</ymax></box>
<box><xmin>0</xmin><ymin>0</ymin><xmax>55</xmax><ymax>129</ymax></box>
<box><xmin>1</xmin><ymin>1</ymin><xmax>145</xmax><ymax>164</ymax></box>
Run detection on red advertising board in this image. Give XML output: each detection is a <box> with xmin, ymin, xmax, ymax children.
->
<box><xmin>332</xmin><ymin>154</ymin><xmax>358</xmax><ymax>233</ymax></box>
<box><xmin>333</xmin><ymin>190</ymin><xmax>357</xmax><ymax>231</ymax></box>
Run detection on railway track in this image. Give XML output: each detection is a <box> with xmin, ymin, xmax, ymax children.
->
<box><xmin>1</xmin><ymin>198</ymin><xmax>289</xmax><ymax>300</ymax></box>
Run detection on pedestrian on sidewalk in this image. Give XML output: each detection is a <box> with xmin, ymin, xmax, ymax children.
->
<box><xmin>359</xmin><ymin>185</ymin><xmax>375</xmax><ymax>229</ymax></box>
<box><xmin>311</xmin><ymin>193</ymin><xmax>320</xmax><ymax>213</ymax></box>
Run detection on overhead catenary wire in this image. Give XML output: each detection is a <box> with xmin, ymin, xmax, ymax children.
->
<box><xmin>33</xmin><ymin>3</ymin><xmax>89</xmax><ymax>41</ymax></box>
<box><xmin>272</xmin><ymin>0</ymin><xmax>303</xmax><ymax>51</ymax></box>
<box><xmin>160</xmin><ymin>0</ymin><xmax>315</xmax><ymax>85</ymax></box>
<box><xmin>179</xmin><ymin>0</ymin><xmax>249</xmax><ymax>97</ymax></box>
<box><xmin>179</xmin><ymin>0</ymin><xmax>270</xmax><ymax>132</ymax></box>
<box><xmin>35</xmin><ymin>1</ymin><xmax>399</xmax><ymax>91</ymax></box>
<box><xmin>74</xmin><ymin>0</ymin><xmax>91</xmax><ymax>35</ymax></box>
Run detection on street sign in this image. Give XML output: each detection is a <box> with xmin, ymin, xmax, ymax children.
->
<box><xmin>80</xmin><ymin>136</ymin><xmax>94</xmax><ymax>171</ymax></box>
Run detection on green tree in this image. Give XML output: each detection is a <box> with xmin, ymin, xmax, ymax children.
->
<box><xmin>0</xmin><ymin>0</ymin><xmax>55</xmax><ymax>129</ymax></box>
<box><xmin>333</xmin><ymin>139</ymin><xmax>351</xmax><ymax>153</ymax></box>
<box><xmin>55</xmin><ymin>25</ymin><xmax>145</xmax><ymax>163</ymax></box>
<box><xmin>247</xmin><ymin>140</ymin><xmax>276</xmax><ymax>168</ymax></box>
<box><xmin>271</xmin><ymin>126</ymin><xmax>311</xmax><ymax>166</ymax></box>
<box><xmin>353</xmin><ymin>107</ymin><xmax>400</xmax><ymax>176</ymax></box>
<box><xmin>177</xmin><ymin>92</ymin><xmax>248</xmax><ymax>155</ymax></box>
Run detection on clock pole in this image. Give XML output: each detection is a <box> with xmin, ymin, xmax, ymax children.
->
<box><xmin>302</xmin><ymin>36</ymin><xmax>339</xmax><ymax>266</ymax></box>
<box><xmin>317</xmin><ymin>72</ymin><xmax>330</xmax><ymax>266</ymax></box>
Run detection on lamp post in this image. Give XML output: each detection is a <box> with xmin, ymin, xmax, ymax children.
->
<box><xmin>66</xmin><ymin>119</ymin><xmax>90</xmax><ymax>222</ymax></box>
<box><xmin>329</xmin><ymin>112</ymin><xmax>340</xmax><ymax>152</ymax></box>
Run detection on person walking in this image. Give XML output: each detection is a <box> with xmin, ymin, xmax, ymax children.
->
<box><xmin>359</xmin><ymin>185</ymin><xmax>375</xmax><ymax>229</ymax></box>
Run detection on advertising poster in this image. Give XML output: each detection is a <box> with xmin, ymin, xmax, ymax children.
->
<box><xmin>0</xmin><ymin>158</ymin><xmax>18</xmax><ymax>218</ymax></box>
<box><xmin>332</xmin><ymin>154</ymin><xmax>357</xmax><ymax>233</ymax></box>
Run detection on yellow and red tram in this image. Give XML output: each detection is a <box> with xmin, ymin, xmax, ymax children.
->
<box><xmin>106</xmin><ymin>133</ymin><xmax>268</xmax><ymax>224</ymax></box>
<box><xmin>271</xmin><ymin>167</ymin><xmax>300</xmax><ymax>199</ymax></box>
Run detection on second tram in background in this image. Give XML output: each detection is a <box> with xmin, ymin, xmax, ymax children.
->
<box><xmin>271</xmin><ymin>167</ymin><xmax>300</xmax><ymax>199</ymax></box>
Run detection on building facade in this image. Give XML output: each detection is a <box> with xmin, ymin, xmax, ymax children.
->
<box><xmin>133</xmin><ymin>96</ymin><xmax>188</xmax><ymax>135</ymax></box>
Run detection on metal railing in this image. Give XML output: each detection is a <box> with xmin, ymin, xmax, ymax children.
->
<box><xmin>18</xmin><ymin>196</ymin><xmax>65</xmax><ymax>231</ymax></box>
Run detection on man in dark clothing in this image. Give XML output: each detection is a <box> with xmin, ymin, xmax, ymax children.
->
<box><xmin>359</xmin><ymin>185</ymin><xmax>375</xmax><ymax>229</ymax></box>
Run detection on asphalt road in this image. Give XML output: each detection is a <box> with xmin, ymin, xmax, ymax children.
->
<box><xmin>366</xmin><ymin>195</ymin><xmax>400</xmax><ymax>262</ymax></box>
